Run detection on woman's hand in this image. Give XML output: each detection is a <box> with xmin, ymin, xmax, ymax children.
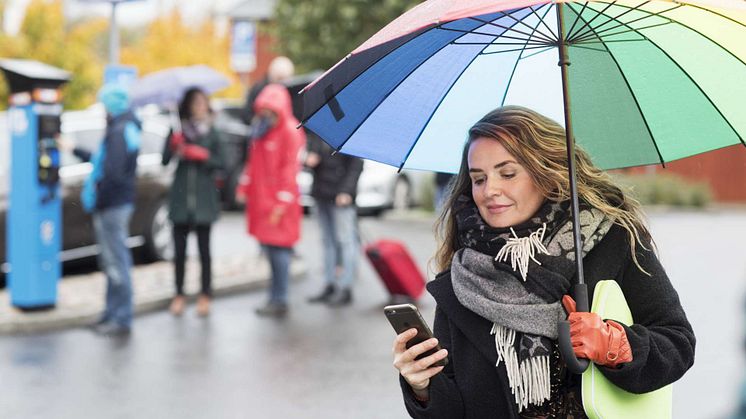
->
<box><xmin>562</xmin><ymin>295</ymin><xmax>633</xmax><ymax>367</ymax></box>
<box><xmin>393</xmin><ymin>328</ymin><xmax>449</xmax><ymax>396</ymax></box>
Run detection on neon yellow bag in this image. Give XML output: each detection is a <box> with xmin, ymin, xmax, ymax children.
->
<box><xmin>582</xmin><ymin>280</ymin><xmax>673</xmax><ymax>419</ymax></box>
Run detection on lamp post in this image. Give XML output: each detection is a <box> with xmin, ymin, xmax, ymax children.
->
<box><xmin>77</xmin><ymin>0</ymin><xmax>143</xmax><ymax>64</ymax></box>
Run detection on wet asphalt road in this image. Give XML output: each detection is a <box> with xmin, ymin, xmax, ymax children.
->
<box><xmin>0</xmin><ymin>209</ymin><xmax>744</xmax><ymax>419</ymax></box>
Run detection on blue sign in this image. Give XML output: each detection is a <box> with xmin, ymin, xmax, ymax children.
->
<box><xmin>231</xmin><ymin>20</ymin><xmax>256</xmax><ymax>72</ymax></box>
<box><xmin>104</xmin><ymin>64</ymin><xmax>138</xmax><ymax>87</ymax></box>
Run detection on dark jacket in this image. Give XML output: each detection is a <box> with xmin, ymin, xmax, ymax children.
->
<box><xmin>74</xmin><ymin>111</ymin><xmax>140</xmax><ymax>211</ymax></box>
<box><xmin>400</xmin><ymin>224</ymin><xmax>696</xmax><ymax>418</ymax></box>
<box><xmin>162</xmin><ymin>122</ymin><xmax>224</xmax><ymax>225</ymax></box>
<box><xmin>307</xmin><ymin>134</ymin><xmax>363</xmax><ymax>202</ymax></box>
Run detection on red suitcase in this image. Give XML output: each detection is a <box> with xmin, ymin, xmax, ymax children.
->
<box><xmin>364</xmin><ymin>239</ymin><xmax>426</xmax><ymax>301</ymax></box>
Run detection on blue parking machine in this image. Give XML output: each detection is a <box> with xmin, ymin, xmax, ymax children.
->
<box><xmin>1</xmin><ymin>59</ymin><xmax>70</xmax><ymax>310</ymax></box>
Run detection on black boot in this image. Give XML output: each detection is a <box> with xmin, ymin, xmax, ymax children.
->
<box><xmin>307</xmin><ymin>284</ymin><xmax>336</xmax><ymax>303</ymax></box>
<box><xmin>327</xmin><ymin>288</ymin><xmax>353</xmax><ymax>307</ymax></box>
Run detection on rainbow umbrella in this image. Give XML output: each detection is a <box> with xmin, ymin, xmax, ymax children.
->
<box><xmin>299</xmin><ymin>0</ymin><xmax>746</xmax><ymax>372</ymax></box>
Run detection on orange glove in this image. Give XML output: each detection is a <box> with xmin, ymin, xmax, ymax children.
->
<box><xmin>170</xmin><ymin>131</ymin><xmax>186</xmax><ymax>151</ymax></box>
<box><xmin>562</xmin><ymin>295</ymin><xmax>633</xmax><ymax>368</ymax></box>
<box><xmin>180</xmin><ymin>144</ymin><xmax>210</xmax><ymax>162</ymax></box>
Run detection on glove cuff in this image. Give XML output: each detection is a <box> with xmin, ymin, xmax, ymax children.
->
<box><xmin>602</xmin><ymin>320</ymin><xmax>633</xmax><ymax>367</ymax></box>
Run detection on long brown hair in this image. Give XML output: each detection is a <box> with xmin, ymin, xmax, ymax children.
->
<box><xmin>434</xmin><ymin>106</ymin><xmax>652</xmax><ymax>273</ymax></box>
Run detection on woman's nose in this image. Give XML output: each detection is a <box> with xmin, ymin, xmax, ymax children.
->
<box><xmin>484</xmin><ymin>177</ymin><xmax>502</xmax><ymax>197</ymax></box>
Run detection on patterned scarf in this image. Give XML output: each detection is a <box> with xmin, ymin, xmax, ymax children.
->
<box><xmin>451</xmin><ymin>196</ymin><xmax>613</xmax><ymax>412</ymax></box>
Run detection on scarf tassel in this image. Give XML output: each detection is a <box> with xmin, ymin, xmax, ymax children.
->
<box><xmin>491</xmin><ymin>323</ymin><xmax>551</xmax><ymax>412</ymax></box>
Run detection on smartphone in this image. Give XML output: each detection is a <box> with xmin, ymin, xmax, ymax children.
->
<box><xmin>384</xmin><ymin>303</ymin><xmax>448</xmax><ymax>367</ymax></box>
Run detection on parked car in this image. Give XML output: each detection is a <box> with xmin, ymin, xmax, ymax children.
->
<box><xmin>0</xmin><ymin>107</ymin><xmax>174</xmax><ymax>287</ymax></box>
<box><xmin>297</xmin><ymin>160</ymin><xmax>431</xmax><ymax>216</ymax></box>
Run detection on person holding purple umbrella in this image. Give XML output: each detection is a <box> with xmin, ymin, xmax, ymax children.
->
<box><xmin>162</xmin><ymin>88</ymin><xmax>224</xmax><ymax>317</ymax></box>
<box><xmin>392</xmin><ymin>106</ymin><xmax>695</xmax><ymax>417</ymax></box>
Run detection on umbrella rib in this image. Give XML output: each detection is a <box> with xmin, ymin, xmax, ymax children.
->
<box><xmin>565</xmin><ymin>2</ymin><xmax>592</xmax><ymax>38</ymax></box>
<box><xmin>518</xmin><ymin>46</ymin><xmax>555</xmax><ymax>60</ymax></box>
<box><xmin>501</xmin><ymin>5</ymin><xmax>558</xmax><ymax>43</ymax></box>
<box><xmin>572</xmin><ymin>21</ymin><xmax>671</xmax><ymax>44</ymax></box>
<box><xmin>592</xmin><ymin>10</ymin><xmax>745</xmax><ymax>157</ymax></box>
<box><xmin>568</xmin><ymin>0</ymin><xmax>654</xmax><ymax>43</ymax></box>
<box><xmin>570</xmin><ymin>4</ymin><xmax>680</xmax><ymax>44</ymax></box>
<box><xmin>501</xmin><ymin>3</ymin><xmax>555</xmax><ymax>107</ymax></box>
<box><xmin>572</xmin><ymin>13</ymin><xmax>667</xmax><ymax>166</ymax></box>
<box><xmin>526</xmin><ymin>5</ymin><xmax>559</xmax><ymax>42</ymax></box>
<box><xmin>480</xmin><ymin>45</ymin><xmax>557</xmax><ymax>55</ymax></box>
<box><xmin>564</xmin><ymin>1</ymin><xmax>618</xmax><ymax>43</ymax></box>
<box><xmin>436</xmin><ymin>26</ymin><xmax>537</xmax><ymax>44</ymax></box>
<box><xmin>469</xmin><ymin>13</ymin><xmax>554</xmax><ymax>45</ymax></box>
<box><xmin>453</xmin><ymin>40</ymin><xmax>552</xmax><ymax>46</ymax></box>
<box><xmin>333</xmin><ymin>16</ymin><xmax>516</xmax><ymax>154</ymax></box>
<box><xmin>568</xmin><ymin>44</ymin><xmax>609</xmax><ymax>53</ymax></box>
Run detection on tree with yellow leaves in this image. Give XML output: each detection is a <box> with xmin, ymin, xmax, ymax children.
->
<box><xmin>121</xmin><ymin>11</ymin><xmax>242</xmax><ymax>100</ymax></box>
<box><xmin>0</xmin><ymin>0</ymin><xmax>106</xmax><ymax>109</ymax></box>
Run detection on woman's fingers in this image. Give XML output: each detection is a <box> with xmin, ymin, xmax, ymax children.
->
<box><xmin>393</xmin><ymin>328</ymin><xmax>418</xmax><ymax>355</ymax></box>
<box><xmin>399</xmin><ymin>348</ymin><xmax>448</xmax><ymax>376</ymax></box>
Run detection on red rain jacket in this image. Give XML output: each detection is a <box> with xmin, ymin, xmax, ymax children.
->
<box><xmin>238</xmin><ymin>84</ymin><xmax>306</xmax><ymax>247</ymax></box>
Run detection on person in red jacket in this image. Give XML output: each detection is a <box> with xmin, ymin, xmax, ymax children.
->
<box><xmin>236</xmin><ymin>83</ymin><xmax>306</xmax><ymax>317</ymax></box>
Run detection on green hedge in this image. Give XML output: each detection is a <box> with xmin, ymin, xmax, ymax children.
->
<box><xmin>612</xmin><ymin>173</ymin><xmax>713</xmax><ymax>208</ymax></box>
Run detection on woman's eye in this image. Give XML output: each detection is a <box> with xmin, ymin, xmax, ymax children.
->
<box><xmin>502</xmin><ymin>173</ymin><xmax>516</xmax><ymax>179</ymax></box>
<box><xmin>472</xmin><ymin>177</ymin><xmax>485</xmax><ymax>185</ymax></box>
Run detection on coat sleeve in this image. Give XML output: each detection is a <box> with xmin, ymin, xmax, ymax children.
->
<box><xmin>162</xmin><ymin>129</ymin><xmax>174</xmax><ymax>166</ymax></box>
<box><xmin>273</xmin><ymin>129</ymin><xmax>305</xmax><ymax>210</ymax></box>
<box><xmin>400</xmin><ymin>306</ymin><xmax>465</xmax><ymax>418</ymax></box>
<box><xmin>73</xmin><ymin>147</ymin><xmax>92</xmax><ymax>163</ymax></box>
<box><xmin>203</xmin><ymin>129</ymin><xmax>224</xmax><ymax>171</ymax></box>
<box><xmin>598</xmin><ymin>242</ymin><xmax>696</xmax><ymax>394</ymax></box>
<box><xmin>338</xmin><ymin>155</ymin><xmax>363</xmax><ymax>197</ymax></box>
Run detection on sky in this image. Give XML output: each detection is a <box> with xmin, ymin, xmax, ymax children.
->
<box><xmin>3</xmin><ymin>0</ymin><xmax>241</xmax><ymax>35</ymax></box>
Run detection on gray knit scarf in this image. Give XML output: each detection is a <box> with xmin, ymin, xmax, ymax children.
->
<box><xmin>451</xmin><ymin>197</ymin><xmax>613</xmax><ymax>412</ymax></box>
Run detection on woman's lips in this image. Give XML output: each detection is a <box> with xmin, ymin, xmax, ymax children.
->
<box><xmin>486</xmin><ymin>204</ymin><xmax>512</xmax><ymax>214</ymax></box>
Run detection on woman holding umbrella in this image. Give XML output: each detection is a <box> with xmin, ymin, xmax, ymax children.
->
<box><xmin>162</xmin><ymin>88</ymin><xmax>224</xmax><ymax>317</ymax></box>
<box><xmin>392</xmin><ymin>106</ymin><xmax>695</xmax><ymax>417</ymax></box>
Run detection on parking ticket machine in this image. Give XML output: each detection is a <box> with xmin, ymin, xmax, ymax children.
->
<box><xmin>0</xmin><ymin>59</ymin><xmax>70</xmax><ymax>310</ymax></box>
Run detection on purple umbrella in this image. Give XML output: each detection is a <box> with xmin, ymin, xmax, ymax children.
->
<box><xmin>129</xmin><ymin>64</ymin><xmax>230</xmax><ymax>107</ymax></box>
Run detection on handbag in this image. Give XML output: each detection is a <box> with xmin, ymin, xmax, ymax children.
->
<box><xmin>582</xmin><ymin>280</ymin><xmax>673</xmax><ymax>419</ymax></box>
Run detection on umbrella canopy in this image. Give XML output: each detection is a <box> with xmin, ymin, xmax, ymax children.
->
<box><xmin>300</xmin><ymin>0</ymin><xmax>746</xmax><ymax>173</ymax></box>
<box><xmin>299</xmin><ymin>0</ymin><xmax>746</xmax><ymax>373</ymax></box>
<box><xmin>130</xmin><ymin>64</ymin><xmax>230</xmax><ymax>107</ymax></box>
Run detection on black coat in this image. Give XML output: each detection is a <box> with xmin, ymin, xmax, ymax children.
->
<box><xmin>400</xmin><ymin>224</ymin><xmax>696</xmax><ymax>418</ymax></box>
<box><xmin>162</xmin><ymin>123</ymin><xmax>224</xmax><ymax>225</ymax></box>
<box><xmin>306</xmin><ymin>134</ymin><xmax>363</xmax><ymax>203</ymax></box>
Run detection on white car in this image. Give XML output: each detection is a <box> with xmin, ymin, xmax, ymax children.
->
<box><xmin>298</xmin><ymin>160</ymin><xmax>431</xmax><ymax>216</ymax></box>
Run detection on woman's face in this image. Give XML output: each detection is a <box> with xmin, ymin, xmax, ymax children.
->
<box><xmin>190</xmin><ymin>92</ymin><xmax>210</xmax><ymax>121</ymax></box>
<box><xmin>467</xmin><ymin>137</ymin><xmax>545</xmax><ymax>228</ymax></box>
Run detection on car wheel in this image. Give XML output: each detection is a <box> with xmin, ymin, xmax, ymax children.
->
<box><xmin>392</xmin><ymin>177</ymin><xmax>412</xmax><ymax>211</ymax></box>
<box><xmin>144</xmin><ymin>199</ymin><xmax>173</xmax><ymax>262</ymax></box>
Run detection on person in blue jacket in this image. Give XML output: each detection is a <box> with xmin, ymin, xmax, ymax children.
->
<box><xmin>70</xmin><ymin>84</ymin><xmax>141</xmax><ymax>336</ymax></box>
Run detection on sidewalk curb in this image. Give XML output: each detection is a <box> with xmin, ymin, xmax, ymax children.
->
<box><xmin>0</xmin><ymin>256</ymin><xmax>306</xmax><ymax>335</ymax></box>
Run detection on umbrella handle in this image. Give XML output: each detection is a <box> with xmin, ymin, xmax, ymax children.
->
<box><xmin>558</xmin><ymin>284</ymin><xmax>590</xmax><ymax>374</ymax></box>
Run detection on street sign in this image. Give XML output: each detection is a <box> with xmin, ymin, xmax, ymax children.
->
<box><xmin>230</xmin><ymin>20</ymin><xmax>256</xmax><ymax>73</ymax></box>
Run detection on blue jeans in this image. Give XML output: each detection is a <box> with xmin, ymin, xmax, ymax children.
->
<box><xmin>316</xmin><ymin>202</ymin><xmax>359</xmax><ymax>289</ymax></box>
<box><xmin>93</xmin><ymin>203</ymin><xmax>134</xmax><ymax>327</ymax></box>
<box><xmin>263</xmin><ymin>245</ymin><xmax>292</xmax><ymax>305</ymax></box>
